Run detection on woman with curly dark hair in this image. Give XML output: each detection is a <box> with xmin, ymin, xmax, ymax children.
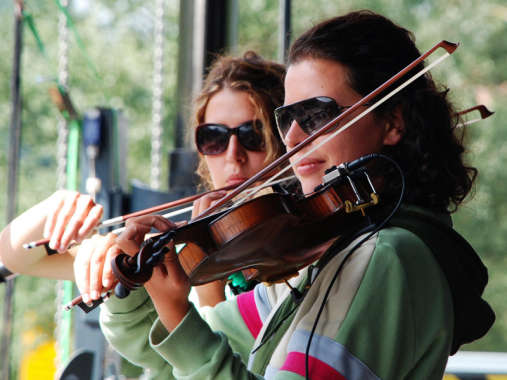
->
<box><xmin>285</xmin><ymin>11</ymin><xmax>476</xmax><ymax>213</ymax></box>
<box><xmin>96</xmin><ymin>11</ymin><xmax>494</xmax><ymax>380</ymax></box>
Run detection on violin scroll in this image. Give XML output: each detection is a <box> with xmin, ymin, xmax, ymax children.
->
<box><xmin>112</xmin><ymin>230</ymin><xmax>175</xmax><ymax>298</ymax></box>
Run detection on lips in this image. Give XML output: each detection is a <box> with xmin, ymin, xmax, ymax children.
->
<box><xmin>226</xmin><ymin>175</ymin><xmax>248</xmax><ymax>186</ymax></box>
<box><xmin>293</xmin><ymin>157</ymin><xmax>326</xmax><ymax>176</ymax></box>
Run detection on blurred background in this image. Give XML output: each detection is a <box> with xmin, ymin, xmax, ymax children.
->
<box><xmin>0</xmin><ymin>0</ymin><xmax>505</xmax><ymax>379</ymax></box>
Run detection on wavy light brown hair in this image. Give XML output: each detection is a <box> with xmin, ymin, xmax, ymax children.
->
<box><xmin>288</xmin><ymin>10</ymin><xmax>477</xmax><ymax>212</ymax></box>
<box><xmin>192</xmin><ymin>51</ymin><xmax>286</xmax><ymax>189</ymax></box>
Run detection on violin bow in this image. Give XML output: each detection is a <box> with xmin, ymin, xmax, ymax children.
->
<box><xmin>455</xmin><ymin>105</ymin><xmax>494</xmax><ymax>128</ymax></box>
<box><xmin>64</xmin><ymin>175</ymin><xmax>297</xmax><ymax>312</ymax></box>
<box><xmin>23</xmin><ymin>184</ymin><xmax>237</xmax><ymax>249</ymax></box>
<box><xmin>24</xmin><ymin>174</ymin><xmax>296</xmax><ymax>249</ymax></box>
<box><xmin>64</xmin><ymin>40</ymin><xmax>458</xmax><ymax>311</ymax></box>
<box><xmin>198</xmin><ymin>40</ymin><xmax>459</xmax><ymax>217</ymax></box>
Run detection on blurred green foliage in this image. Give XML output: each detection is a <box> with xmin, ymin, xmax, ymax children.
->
<box><xmin>0</xmin><ymin>0</ymin><xmax>505</xmax><ymax>377</ymax></box>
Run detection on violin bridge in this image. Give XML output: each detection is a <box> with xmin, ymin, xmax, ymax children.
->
<box><xmin>344</xmin><ymin>192</ymin><xmax>379</xmax><ymax>214</ymax></box>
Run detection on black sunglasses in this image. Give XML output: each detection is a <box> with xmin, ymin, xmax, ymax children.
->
<box><xmin>195</xmin><ymin>119</ymin><xmax>265</xmax><ymax>155</ymax></box>
<box><xmin>274</xmin><ymin>96</ymin><xmax>353</xmax><ymax>139</ymax></box>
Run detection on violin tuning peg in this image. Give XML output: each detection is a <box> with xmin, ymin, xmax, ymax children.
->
<box><xmin>114</xmin><ymin>283</ymin><xmax>130</xmax><ymax>299</ymax></box>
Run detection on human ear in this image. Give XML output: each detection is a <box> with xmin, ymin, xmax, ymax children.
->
<box><xmin>382</xmin><ymin>107</ymin><xmax>404</xmax><ymax>146</ymax></box>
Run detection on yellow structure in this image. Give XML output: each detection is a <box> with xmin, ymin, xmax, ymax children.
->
<box><xmin>19</xmin><ymin>341</ymin><xmax>56</xmax><ymax>380</ymax></box>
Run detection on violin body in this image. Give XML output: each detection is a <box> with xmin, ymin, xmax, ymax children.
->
<box><xmin>109</xmin><ymin>41</ymin><xmax>459</xmax><ymax>297</ymax></box>
<box><xmin>112</xmin><ymin>161</ymin><xmax>382</xmax><ymax>294</ymax></box>
<box><xmin>180</xmin><ymin>189</ymin><xmax>364</xmax><ymax>285</ymax></box>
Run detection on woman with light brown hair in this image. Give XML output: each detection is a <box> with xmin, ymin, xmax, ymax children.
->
<box><xmin>186</xmin><ymin>51</ymin><xmax>286</xmax><ymax>304</ymax></box>
<box><xmin>0</xmin><ymin>51</ymin><xmax>286</xmax><ymax>308</ymax></box>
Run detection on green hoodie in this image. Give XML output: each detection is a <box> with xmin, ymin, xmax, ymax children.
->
<box><xmin>99</xmin><ymin>205</ymin><xmax>493</xmax><ymax>379</ymax></box>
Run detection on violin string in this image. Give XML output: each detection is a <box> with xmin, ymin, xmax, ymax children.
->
<box><xmin>242</xmin><ymin>175</ymin><xmax>296</xmax><ymax>198</ymax></box>
<box><xmin>233</xmin><ymin>51</ymin><xmax>452</xmax><ymax>207</ymax></box>
<box><xmin>108</xmin><ymin>205</ymin><xmax>195</xmax><ymax>235</ymax></box>
<box><xmin>225</xmin><ymin>175</ymin><xmax>297</xmax><ymax>208</ymax></box>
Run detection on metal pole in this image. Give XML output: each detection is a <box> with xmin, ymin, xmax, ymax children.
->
<box><xmin>278</xmin><ymin>0</ymin><xmax>291</xmax><ymax>63</ymax></box>
<box><xmin>55</xmin><ymin>0</ymin><xmax>73</xmax><ymax>372</ymax></box>
<box><xmin>2</xmin><ymin>1</ymin><xmax>24</xmax><ymax>379</ymax></box>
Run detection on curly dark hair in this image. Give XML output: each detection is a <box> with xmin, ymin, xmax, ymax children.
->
<box><xmin>193</xmin><ymin>51</ymin><xmax>286</xmax><ymax>189</ymax></box>
<box><xmin>288</xmin><ymin>10</ymin><xmax>476</xmax><ymax>212</ymax></box>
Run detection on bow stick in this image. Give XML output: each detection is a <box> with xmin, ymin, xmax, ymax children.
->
<box><xmin>25</xmin><ymin>175</ymin><xmax>296</xmax><ymax>250</ymax></box>
<box><xmin>67</xmin><ymin>40</ymin><xmax>459</xmax><ymax>312</ymax></box>
<box><xmin>455</xmin><ymin>105</ymin><xmax>494</xmax><ymax>128</ymax></box>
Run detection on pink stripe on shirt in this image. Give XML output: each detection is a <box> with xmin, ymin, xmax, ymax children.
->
<box><xmin>237</xmin><ymin>290</ymin><xmax>263</xmax><ymax>338</ymax></box>
<box><xmin>280</xmin><ymin>352</ymin><xmax>346</xmax><ymax>380</ymax></box>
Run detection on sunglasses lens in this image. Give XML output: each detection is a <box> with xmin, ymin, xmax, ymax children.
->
<box><xmin>238</xmin><ymin>120</ymin><xmax>264</xmax><ymax>151</ymax></box>
<box><xmin>305</xmin><ymin>97</ymin><xmax>339</xmax><ymax>133</ymax></box>
<box><xmin>275</xmin><ymin>97</ymin><xmax>339</xmax><ymax>138</ymax></box>
<box><xmin>196</xmin><ymin>124</ymin><xmax>230</xmax><ymax>155</ymax></box>
<box><xmin>196</xmin><ymin>120</ymin><xmax>265</xmax><ymax>155</ymax></box>
<box><xmin>274</xmin><ymin>108</ymin><xmax>293</xmax><ymax>139</ymax></box>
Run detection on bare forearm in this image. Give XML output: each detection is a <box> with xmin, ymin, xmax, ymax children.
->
<box><xmin>0</xmin><ymin>196</ymin><xmax>75</xmax><ymax>280</ymax></box>
<box><xmin>195</xmin><ymin>280</ymin><xmax>227</xmax><ymax>307</ymax></box>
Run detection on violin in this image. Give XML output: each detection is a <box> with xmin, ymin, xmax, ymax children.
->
<box><xmin>68</xmin><ymin>40</ymin><xmax>460</xmax><ymax>311</ymax></box>
<box><xmin>111</xmin><ymin>155</ymin><xmax>383</xmax><ymax>299</ymax></box>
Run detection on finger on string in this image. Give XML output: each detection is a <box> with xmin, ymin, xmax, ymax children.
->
<box><xmin>162</xmin><ymin>242</ymin><xmax>187</xmax><ymax>281</ymax></box>
<box><xmin>152</xmin><ymin>261</ymin><xmax>169</xmax><ymax>277</ymax></box>
<box><xmin>60</xmin><ymin>194</ymin><xmax>95</xmax><ymax>249</ymax></box>
<box><xmin>117</xmin><ymin>216</ymin><xmax>180</xmax><ymax>255</ymax></box>
<box><xmin>125</xmin><ymin>215</ymin><xmax>176</xmax><ymax>232</ymax></box>
<box><xmin>116</xmin><ymin>219</ymin><xmax>157</xmax><ymax>255</ymax></box>
<box><xmin>115</xmin><ymin>224</ymin><xmax>151</xmax><ymax>255</ymax></box>
<box><xmin>49</xmin><ymin>191</ymin><xmax>79</xmax><ymax>251</ymax></box>
<box><xmin>191</xmin><ymin>199</ymin><xmax>201</xmax><ymax>220</ymax></box>
<box><xmin>193</xmin><ymin>192</ymin><xmax>224</xmax><ymax>219</ymax></box>
<box><xmin>150</xmin><ymin>241</ymin><xmax>176</xmax><ymax>279</ymax></box>
<box><xmin>77</xmin><ymin>203</ymin><xmax>104</xmax><ymax>239</ymax></box>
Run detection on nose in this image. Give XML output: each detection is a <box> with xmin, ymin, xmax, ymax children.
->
<box><xmin>225</xmin><ymin>134</ymin><xmax>247</xmax><ymax>163</ymax></box>
<box><xmin>284</xmin><ymin>120</ymin><xmax>307</xmax><ymax>150</ymax></box>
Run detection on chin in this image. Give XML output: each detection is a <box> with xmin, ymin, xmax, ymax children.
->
<box><xmin>301</xmin><ymin>180</ymin><xmax>320</xmax><ymax>195</ymax></box>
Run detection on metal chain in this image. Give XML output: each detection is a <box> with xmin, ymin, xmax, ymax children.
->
<box><xmin>150</xmin><ymin>0</ymin><xmax>166</xmax><ymax>189</ymax></box>
<box><xmin>55</xmin><ymin>0</ymin><xmax>70</xmax><ymax>375</ymax></box>
<box><xmin>56</xmin><ymin>0</ymin><xmax>70</xmax><ymax>190</ymax></box>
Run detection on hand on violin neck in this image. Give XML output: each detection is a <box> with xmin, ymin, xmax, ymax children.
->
<box><xmin>145</xmin><ymin>240</ymin><xmax>191</xmax><ymax>332</ymax></box>
<box><xmin>116</xmin><ymin>215</ymin><xmax>177</xmax><ymax>256</ymax></box>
